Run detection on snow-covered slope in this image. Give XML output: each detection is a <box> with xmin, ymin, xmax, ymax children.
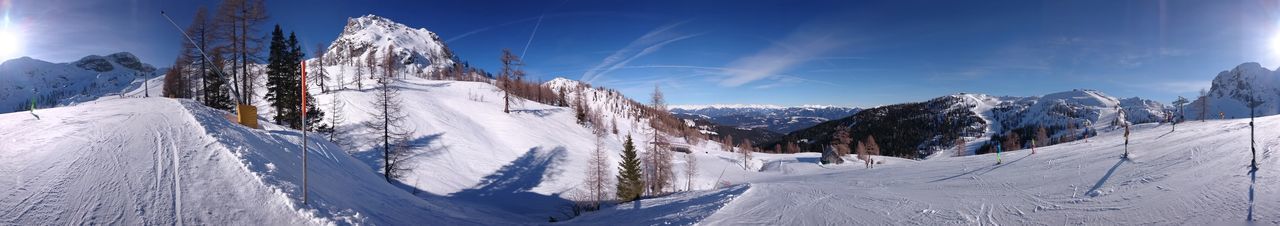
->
<box><xmin>0</xmin><ymin>98</ymin><xmax>508</xmax><ymax>225</ymax></box>
<box><xmin>1188</xmin><ymin>62</ymin><xmax>1280</xmax><ymax>119</ymax></box>
<box><xmin>319</xmin><ymin>14</ymin><xmax>455</xmax><ymax>78</ymax></box>
<box><xmin>573</xmin><ymin>114</ymin><xmax>1280</xmax><ymax>224</ymax></box>
<box><xmin>0</xmin><ymin>53</ymin><xmax>160</xmax><ymax>113</ymax></box>
<box><xmin>669</xmin><ymin>104</ymin><xmax>860</xmax><ymax>133</ymax></box>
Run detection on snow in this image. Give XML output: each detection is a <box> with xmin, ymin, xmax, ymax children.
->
<box><xmin>0</xmin><ymin>98</ymin><xmax>508</xmax><ymax>225</ymax></box>
<box><xmin>593</xmin><ymin>116</ymin><xmax>1279</xmax><ymax>225</ymax></box>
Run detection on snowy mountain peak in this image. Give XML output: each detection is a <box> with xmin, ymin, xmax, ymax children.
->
<box><xmin>545</xmin><ymin>77</ymin><xmax>590</xmax><ymax>89</ymax></box>
<box><xmin>322</xmin><ymin>14</ymin><xmax>454</xmax><ymax>77</ymax></box>
<box><xmin>1188</xmin><ymin>62</ymin><xmax>1280</xmax><ymax>118</ymax></box>
<box><xmin>73</xmin><ymin>52</ymin><xmax>155</xmax><ymax>73</ymax></box>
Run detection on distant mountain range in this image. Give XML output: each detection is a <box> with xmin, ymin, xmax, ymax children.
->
<box><xmin>669</xmin><ymin>104</ymin><xmax>861</xmax><ymax>134</ymax></box>
<box><xmin>773</xmin><ymin>89</ymin><xmax>1172</xmax><ymax>159</ymax></box>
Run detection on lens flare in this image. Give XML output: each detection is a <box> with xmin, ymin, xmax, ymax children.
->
<box><xmin>0</xmin><ymin>5</ymin><xmax>19</xmax><ymax>61</ymax></box>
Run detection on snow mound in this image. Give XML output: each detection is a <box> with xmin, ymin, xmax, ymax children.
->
<box><xmin>0</xmin><ymin>98</ymin><xmax>506</xmax><ymax>225</ymax></box>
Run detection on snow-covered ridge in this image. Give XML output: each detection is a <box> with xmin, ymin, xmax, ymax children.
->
<box><xmin>320</xmin><ymin>14</ymin><xmax>455</xmax><ymax>78</ymax></box>
<box><xmin>0</xmin><ymin>52</ymin><xmax>160</xmax><ymax>113</ymax></box>
<box><xmin>1188</xmin><ymin>62</ymin><xmax>1280</xmax><ymax>119</ymax></box>
<box><xmin>670</xmin><ymin>104</ymin><xmax>851</xmax><ymax>110</ymax></box>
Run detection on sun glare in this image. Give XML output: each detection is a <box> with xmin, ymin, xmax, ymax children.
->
<box><xmin>0</xmin><ymin>28</ymin><xmax>19</xmax><ymax>60</ymax></box>
<box><xmin>0</xmin><ymin>13</ymin><xmax>19</xmax><ymax>61</ymax></box>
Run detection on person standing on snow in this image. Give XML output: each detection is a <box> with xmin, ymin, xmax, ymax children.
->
<box><xmin>29</xmin><ymin>88</ymin><xmax>40</xmax><ymax>120</ymax></box>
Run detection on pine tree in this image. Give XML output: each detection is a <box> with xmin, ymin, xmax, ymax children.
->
<box><xmin>615</xmin><ymin>135</ymin><xmax>644</xmax><ymax>202</ymax></box>
<box><xmin>205</xmin><ymin>48</ymin><xmax>234</xmax><ymax>110</ymax></box>
<box><xmin>296</xmin><ymin>33</ymin><xmax>327</xmax><ymax>132</ymax></box>
<box><xmin>264</xmin><ymin>25</ymin><xmax>295</xmax><ymax>127</ymax></box>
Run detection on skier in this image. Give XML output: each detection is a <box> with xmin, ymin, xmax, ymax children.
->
<box><xmin>29</xmin><ymin>88</ymin><xmax>39</xmax><ymax>120</ymax></box>
<box><xmin>996</xmin><ymin>142</ymin><xmax>1003</xmax><ymax>164</ymax></box>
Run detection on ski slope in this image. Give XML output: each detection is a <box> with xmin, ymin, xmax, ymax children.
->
<box><xmin>0</xmin><ymin>98</ymin><xmax>509</xmax><ymax>225</ymax></box>
<box><xmin>633</xmin><ymin>117</ymin><xmax>1277</xmax><ymax>225</ymax></box>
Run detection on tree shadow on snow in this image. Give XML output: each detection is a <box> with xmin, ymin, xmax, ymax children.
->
<box><xmin>510</xmin><ymin>108</ymin><xmax>564</xmax><ymax>118</ymax></box>
<box><xmin>1086</xmin><ymin>158</ymin><xmax>1125</xmax><ymax>197</ymax></box>
<box><xmin>450</xmin><ymin>146</ymin><xmax>571</xmax><ymax>221</ymax></box>
<box><xmin>351</xmin><ymin>133</ymin><xmax>447</xmax><ymax>175</ymax></box>
<box><xmin>929</xmin><ymin>153</ymin><xmax>1031</xmax><ymax>183</ymax></box>
<box><xmin>794</xmin><ymin>157</ymin><xmax>820</xmax><ymax>164</ymax></box>
<box><xmin>1248</xmin><ymin>169</ymin><xmax>1257</xmax><ymax>222</ymax></box>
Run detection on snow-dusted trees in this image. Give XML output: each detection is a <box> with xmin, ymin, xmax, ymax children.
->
<box><xmin>738</xmin><ymin>140</ymin><xmax>754</xmax><ymax>170</ymax></box>
<box><xmin>953</xmin><ymin>138</ymin><xmax>967</xmax><ymax>157</ymax></box>
<box><xmin>683</xmin><ymin>153</ymin><xmax>697</xmax><ymax>191</ymax></box>
<box><xmin>615</xmin><ymin>135</ymin><xmax>644</xmax><ymax>202</ymax></box>
<box><xmin>584</xmin><ymin>134</ymin><xmax>612</xmax><ymax>210</ymax></box>
<box><xmin>365</xmin><ymin>50</ymin><xmax>414</xmax><ymax>182</ymax></box>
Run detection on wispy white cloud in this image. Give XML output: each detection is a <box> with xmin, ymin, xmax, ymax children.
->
<box><xmin>718</xmin><ymin>26</ymin><xmax>847</xmax><ymax>87</ymax></box>
<box><xmin>579</xmin><ymin>21</ymin><xmax>700</xmax><ymax>83</ymax></box>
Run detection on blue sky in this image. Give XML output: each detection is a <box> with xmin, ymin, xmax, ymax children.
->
<box><xmin>5</xmin><ymin>0</ymin><xmax>1280</xmax><ymax>107</ymax></box>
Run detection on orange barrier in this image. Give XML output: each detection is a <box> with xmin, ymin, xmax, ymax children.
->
<box><xmin>237</xmin><ymin>104</ymin><xmax>260</xmax><ymax>129</ymax></box>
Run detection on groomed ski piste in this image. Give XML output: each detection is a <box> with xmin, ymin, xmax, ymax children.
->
<box><xmin>1</xmin><ymin>76</ymin><xmax>1277</xmax><ymax>225</ymax></box>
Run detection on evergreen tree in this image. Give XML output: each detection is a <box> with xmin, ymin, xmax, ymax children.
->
<box><xmin>615</xmin><ymin>135</ymin><xmax>644</xmax><ymax>202</ymax></box>
<box><xmin>264</xmin><ymin>25</ymin><xmax>295</xmax><ymax>127</ymax></box>
<box><xmin>265</xmin><ymin>26</ymin><xmax>326</xmax><ymax>131</ymax></box>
